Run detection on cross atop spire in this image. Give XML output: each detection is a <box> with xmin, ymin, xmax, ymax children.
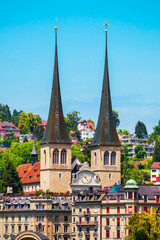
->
<box><xmin>103</xmin><ymin>21</ymin><xmax>110</xmax><ymax>32</ymax></box>
<box><xmin>41</xmin><ymin>26</ymin><xmax>71</xmax><ymax>145</ymax></box>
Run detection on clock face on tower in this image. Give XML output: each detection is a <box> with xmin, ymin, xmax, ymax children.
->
<box><xmin>81</xmin><ymin>172</ymin><xmax>92</xmax><ymax>184</ymax></box>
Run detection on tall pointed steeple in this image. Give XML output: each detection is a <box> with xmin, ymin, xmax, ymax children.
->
<box><xmin>41</xmin><ymin>26</ymin><xmax>71</xmax><ymax>145</ymax></box>
<box><xmin>31</xmin><ymin>139</ymin><xmax>38</xmax><ymax>165</ymax></box>
<box><xmin>91</xmin><ymin>25</ymin><xmax>120</xmax><ymax>147</ymax></box>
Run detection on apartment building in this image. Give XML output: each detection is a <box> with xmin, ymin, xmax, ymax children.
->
<box><xmin>151</xmin><ymin>162</ymin><xmax>160</xmax><ymax>184</ymax></box>
<box><xmin>0</xmin><ymin>195</ymin><xmax>72</xmax><ymax>240</ymax></box>
<box><xmin>72</xmin><ymin>180</ymin><xmax>160</xmax><ymax>240</ymax></box>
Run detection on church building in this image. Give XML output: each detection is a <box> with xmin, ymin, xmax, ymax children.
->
<box><xmin>91</xmin><ymin>26</ymin><xmax>121</xmax><ymax>188</ymax></box>
<box><xmin>40</xmin><ymin>26</ymin><xmax>72</xmax><ymax>193</ymax></box>
<box><xmin>40</xmin><ymin>24</ymin><xmax>121</xmax><ymax>193</ymax></box>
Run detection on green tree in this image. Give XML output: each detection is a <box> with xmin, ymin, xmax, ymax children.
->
<box><xmin>149</xmin><ymin>120</ymin><xmax>160</xmax><ymax>143</ymax></box>
<box><xmin>123</xmin><ymin>129</ymin><xmax>129</xmax><ymax>135</ymax></box>
<box><xmin>18</xmin><ymin>112</ymin><xmax>30</xmax><ymax>134</ymax></box>
<box><xmin>26</xmin><ymin>112</ymin><xmax>42</xmax><ymax>133</ymax></box>
<box><xmin>153</xmin><ymin>137</ymin><xmax>160</xmax><ymax>162</ymax></box>
<box><xmin>135</xmin><ymin>121</ymin><xmax>148</xmax><ymax>138</ymax></box>
<box><xmin>0</xmin><ymin>155</ymin><xmax>22</xmax><ymax>193</ymax></box>
<box><xmin>135</xmin><ymin>144</ymin><xmax>143</xmax><ymax>154</ymax></box>
<box><xmin>71</xmin><ymin>144</ymin><xmax>85</xmax><ymax>163</ymax></box>
<box><xmin>87</xmin><ymin>119</ymin><xmax>95</xmax><ymax>125</ymax></box>
<box><xmin>125</xmin><ymin>209</ymin><xmax>160</xmax><ymax>240</ymax></box>
<box><xmin>0</xmin><ymin>104</ymin><xmax>11</xmax><ymax>121</ymax></box>
<box><xmin>33</xmin><ymin>125</ymin><xmax>45</xmax><ymax>140</ymax></box>
<box><xmin>66</xmin><ymin>111</ymin><xmax>81</xmax><ymax>131</ymax></box>
<box><xmin>118</xmin><ymin>129</ymin><xmax>122</xmax><ymax>133</ymax></box>
<box><xmin>112</xmin><ymin>110</ymin><xmax>120</xmax><ymax>128</ymax></box>
<box><xmin>11</xmin><ymin>109</ymin><xmax>23</xmax><ymax>127</ymax></box>
<box><xmin>135</xmin><ymin>144</ymin><xmax>146</xmax><ymax>158</ymax></box>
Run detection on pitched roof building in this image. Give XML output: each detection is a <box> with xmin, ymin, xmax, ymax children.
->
<box><xmin>0</xmin><ymin>121</ymin><xmax>20</xmax><ymax>137</ymax></box>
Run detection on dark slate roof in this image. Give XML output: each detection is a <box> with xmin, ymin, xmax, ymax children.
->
<box><xmin>31</xmin><ymin>140</ymin><xmax>38</xmax><ymax>155</ymax></box>
<box><xmin>91</xmin><ymin>31</ymin><xmax>120</xmax><ymax>147</ymax></box>
<box><xmin>41</xmin><ymin>28</ymin><xmax>71</xmax><ymax>145</ymax></box>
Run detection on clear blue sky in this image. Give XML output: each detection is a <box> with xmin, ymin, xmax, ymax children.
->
<box><xmin>0</xmin><ymin>0</ymin><xmax>160</xmax><ymax>134</ymax></box>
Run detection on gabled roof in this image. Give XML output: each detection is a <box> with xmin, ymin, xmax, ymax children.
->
<box><xmin>0</xmin><ymin>121</ymin><xmax>20</xmax><ymax>131</ymax></box>
<box><xmin>17</xmin><ymin>163</ymin><xmax>32</xmax><ymax>179</ymax></box>
<box><xmin>151</xmin><ymin>162</ymin><xmax>160</xmax><ymax>169</ymax></box>
<box><xmin>17</xmin><ymin>162</ymin><xmax>40</xmax><ymax>184</ymax></box>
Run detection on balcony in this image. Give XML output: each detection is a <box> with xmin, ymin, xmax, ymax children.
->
<box><xmin>83</xmin><ymin>211</ymin><xmax>91</xmax><ymax>215</ymax></box>
<box><xmin>76</xmin><ymin>221</ymin><xmax>98</xmax><ymax>226</ymax></box>
<box><xmin>93</xmin><ymin>232</ymin><xmax>98</xmax><ymax>237</ymax></box>
<box><xmin>78</xmin><ymin>232</ymin><xmax>83</xmax><ymax>237</ymax></box>
<box><xmin>84</xmin><ymin>231</ymin><xmax>90</xmax><ymax>235</ymax></box>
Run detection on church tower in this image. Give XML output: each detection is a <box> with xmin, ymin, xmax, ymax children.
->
<box><xmin>40</xmin><ymin>26</ymin><xmax>72</xmax><ymax>193</ymax></box>
<box><xmin>91</xmin><ymin>23</ymin><xmax>121</xmax><ymax>188</ymax></box>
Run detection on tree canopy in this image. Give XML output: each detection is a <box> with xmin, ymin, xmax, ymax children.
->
<box><xmin>0</xmin><ymin>153</ymin><xmax>22</xmax><ymax>193</ymax></box>
<box><xmin>135</xmin><ymin>121</ymin><xmax>148</xmax><ymax>139</ymax></box>
<box><xmin>153</xmin><ymin>136</ymin><xmax>160</xmax><ymax>162</ymax></box>
<box><xmin>112</xmin><ymin>110</ymin><xmax>120</xmax><ymax>128</ymax></box>
<box><xmin>125</xmin><ymin>209</ymin><xmax>160</xmax><ymax>240</ymax></box>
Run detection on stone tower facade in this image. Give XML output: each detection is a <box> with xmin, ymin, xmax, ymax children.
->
<box><xmin>40</xmin><ymin>27</ymin><xmax>71</xmax><ymax>193</ymax></box>
<box><xmin>91</xmin><ymin>28</ymin><xmax>121</xmax><ymax>188</ymax></box>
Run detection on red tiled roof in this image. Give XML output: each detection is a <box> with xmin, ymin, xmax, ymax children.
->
<box><xmin>17</xmin><ymin>162</ymin><xmax>40</xmax><ymax>184</ymax></box>
<box><xmin>86</xmin><ymin>122</ymin><xmax>96</xmax><ymax>131</ymax></box>
<box><xmin>151</xmin><ymin>162</ymin><xmax>160</xmax><ymax>169</ymax></box>
<box><xmin>17</xmin><ymin>163</ymin><xmax>32</xmax><ymax>179</ymax></box>
<box><xmin>0</xmin><ymin>121</ymin><xmax>20</xmax><ymax>131</ymax></box>
<box><xmin>41</xmin><ymin>121</ymin><xmax>47</xmax><ymax>126</ymax></box>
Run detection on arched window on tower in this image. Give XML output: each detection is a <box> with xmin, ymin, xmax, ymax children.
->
<box><xmin>44</xmin><ymin>150</ymin><xmax>46</xmax><ymax>165</ymax></box>
<box><xmin>104</xmin><ymin>151</ymin><xmax>109</xmax><ymax>165</ymax></box>
<box><xmin>111</xmin><ymin>151</ymin><xmax>116</xmax><ymax>165</ymax></box>
<box><xmin>94</xmin><ymin>152</ymin><xmax>97</xmax><ymax>165</ymax></box>
<box><xmin>61</xmin><ymin>149</ymin><xmax>67</xmax><ymax>164</ymax></box>
<box><xmin>53</xmin><ymin>149</ymin><xmax>59</xmax><ymax>164</ymax></box>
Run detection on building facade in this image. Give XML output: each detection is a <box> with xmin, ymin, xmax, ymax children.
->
<box><xmin>151</xmin><ymin>162</ymin><xmax>160</xmax><ymax>184</ymax></box>
<box><xmin>72</xmin><ymin>180</ymin><xmax>160</xmax><ymax>240</ymax></box>
<box><xmin>0</xmin><ymin>121</ymin><xmax>20</xmax><ymax>137</ymax></box>
<box><xmin>0</xmin><ymin>195</ymin><xmax>72</xmax><ymax>240</ymax></box>
<box><xmin>78</xmin><ymin>120</ymin><xmax>95</xmax><ymax>141</ymax></box>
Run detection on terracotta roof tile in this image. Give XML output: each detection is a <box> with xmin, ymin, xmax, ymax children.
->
<box><xmin>17</xmin><ymin>162</ymin><xmax>40</xmax><ymax>184</ymax></box>
<box><xmin>151</xmin><ymin>162</ymin><xmax>160</xmax><ymax>169</ymax></box>
<box><xmin>21</xmin><ymin>162</ymin><xmax>40</xmax><ymax>184</ymax></box>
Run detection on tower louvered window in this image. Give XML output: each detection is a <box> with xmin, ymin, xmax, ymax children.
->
<box><xmin>104</xmin><ymin>151</ymin><xmax>109</xmax><ymax>165</ymax></box>
<box><xmin>53</xmin><ymin>149</ymin><xmax>59</xmax><ymax>164</ymax></box>
<box><xmin>111</xmin><ymin>151</ymin><xmax>116</xmax><ymax>165</ymax></box>
<box><xmin>61</xmin><ymin>149</ymin><xmax>67</xmax><ymax>164</ymax></box>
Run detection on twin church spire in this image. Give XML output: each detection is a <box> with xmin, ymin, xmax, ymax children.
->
<box><xmin>91</xmin><ymin>25</ymin><xmax>120</xmax><ymax>147</ymax></box>
<box><xmin>41</xmin><ymin>23</ymin><xmax>120</xmax><ymax>147</ymax></box>
<box><xmin>41</xmin><ymin>26</ymin><xmax>71</xmax><ymax>145</ymax></box>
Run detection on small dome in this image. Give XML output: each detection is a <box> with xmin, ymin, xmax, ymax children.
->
<box><xmin>124</xmin><ymin>179</ymin><xmax>139</xmax><ymax>189</ymax></box>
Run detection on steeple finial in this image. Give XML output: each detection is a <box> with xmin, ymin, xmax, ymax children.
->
<box><xmin>41</xmin><ymin>24</ymin><xmax>71</xmax><ymax>145</ymax></box>
<box><xmin>103</xmin><ymin>21</ymin><xmax>110</xmax><ymax>32</ymax></box>
<box><xmin>31</xmin><ymin>139</ymin><xmax>38</xmax><ymax>165</ymax></box>
<box><xmin>91</xmin><ymin>23</ymin><xmax>120</xmax><ymax>147</ymax></box>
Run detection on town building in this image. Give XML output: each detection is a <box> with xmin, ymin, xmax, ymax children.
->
<box><xmin>120</xmin><ymin>135</ymin><xmax>154</xmax><ymax>158</ymax></box>
<box><xmin>0</xmin><ymin>195</ymin><xmax>72</xmax><ymax>240</ymax></box>
<box><xmin>78</xmin><ymin>120</ymin><xmax>96</xmax><ymax>140</ymax></box>
<box><xmin>72</xmin><ymin>180</ymin><xmax>160</xmax><ymax>240</ymax></box>
<box><xmin>71</xmin><ymin>162</ymin><xmax>101</xmax><ymax>193</ymax></box>
<box><xmin>151</xmin><ymin>162</ymin><xmax>160</xmax><ymax>184</ymax></box>
<box><xmin>17</xmin><ymin>141</ymin><xmax>40</xmax><ymax>194</ymax></box>
<box><xmin>0</xmin><ymin>121</ymin><xmax>20</xmax><ymax>137</ymax></box>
